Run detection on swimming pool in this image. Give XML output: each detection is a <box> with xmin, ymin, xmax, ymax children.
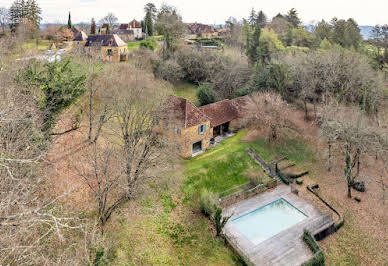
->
<box><xmin>232</xmin><ymin>198</ymin><xmax>308</xmax><ymax>245</ymax></box>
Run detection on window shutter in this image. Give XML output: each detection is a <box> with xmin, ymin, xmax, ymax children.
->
<box><xmin>204</xmin><ymin>124</ymin><xmax>207</xmax><ymax>132</ymax></box>
<box><xmin>198</xmin><ymin>126</ymin><xmax>201</xmax><ymax>135</ymax></box>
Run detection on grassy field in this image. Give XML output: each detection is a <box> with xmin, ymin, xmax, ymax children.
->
<box><xmin>183</xmin><ymin>130</ymin><xmax>312</xmax><ymax>202</ymax></box>
<box><xmin>172</xmin><ymin>81</ymin><xmax>199</xmax><ymax>106</ymax></box>
<box><xmin>127</xmin><ymin>41</ymin><xmax>140</xmax><ymax>51</ymax></box>
<box><xmin>23</xmin><ymin>39</ymin><xmax>51</xmax><ymax>51</ymax></box>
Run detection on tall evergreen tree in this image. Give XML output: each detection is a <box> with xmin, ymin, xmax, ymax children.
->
<box><xmin>90</xmin><ymin>18</ymin><xmax>96</xmax><ymax>34</ymax></box>
<box><xmin>9</xmin><ymin>0</ymin><xmax>41</xmax><ymax>30</ymax></box>
<box><xmin>247</xmin><ymin>25</ymin><xmax>262</xmax><ymax>64</ymax></box>
<box><xmin>67</xmin><ymin>11</ymin><xmax>72</xmax><ymax>29</ymax></box>
<box><xmin>144</xmin><ymin>3</ymin><xmax>157</xmax><ymax>36</ymax></box>
<box><xmin>256</xmin><ymin>10</ymin><xmax>267</xmax><ymax>28</ymax></box>
<box><xmin>248</xmin><ymin>8</ymin><xmax>257</xmax><ymax>27</ymax></box>
<box><xmin>286</xmin><ymin>8</ymin><xmax>301</xmax><ymax>27</ymax></box>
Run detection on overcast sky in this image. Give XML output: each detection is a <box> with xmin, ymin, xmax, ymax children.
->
<box><xmin>0</xmin><ymin>0</ymin><xmax>387</xmax><ymax>25</ymax></box>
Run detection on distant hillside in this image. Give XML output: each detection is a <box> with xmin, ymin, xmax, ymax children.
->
<box><xmin>359</xmin><ymin>26</ymin><xmax>374</xmax><ymax>39</ymax></box>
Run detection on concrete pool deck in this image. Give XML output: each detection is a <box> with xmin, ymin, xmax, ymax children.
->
<box><xmin>223</xmin><ymin>185</ymin><xmax>333</xmax><ymax>266</ymax></box>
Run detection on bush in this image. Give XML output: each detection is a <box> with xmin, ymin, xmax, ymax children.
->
<box><xmin>199</xmin><ymin>189</ymin><xmax>218</xmax><ymax>217</ymax></box>
<box><xmin>140</xmin><ymin>38</ymin><xmax>158</xmax><ymax>51</ymax></box>
<box><xmin>296</xmin><ymin>179</ymin><xmax>304</xmax><ymax>185</ymax></box>
<box><xmin>197</xmin><ymin>83</ymin><xmax>217</xmax><ymax>106</ymax></box>
<box><xmin>214</xmin><ymin>207</ymin><xmax>232</xmax><ymax>236</ymax></box>
<box><xmin>154</xmin><ymin>59</ymin><xmax>184</xmax><ymax>82</ymax></box>
<box><xmin>302</xmin><ymin>230</ymin><xmax>324</xmax><ymax>266</ymax></box>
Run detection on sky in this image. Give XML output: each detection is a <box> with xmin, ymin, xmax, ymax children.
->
<box><xmin>0</xmin><ymin>0</ymin><xmax>387</xmax><ymax>25</ymax></box>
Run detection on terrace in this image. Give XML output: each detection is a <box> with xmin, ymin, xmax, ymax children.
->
<box><xmin>223</xmin><ymin>185</ymin><xmax>334</xmax><ymax>266</ymax></box>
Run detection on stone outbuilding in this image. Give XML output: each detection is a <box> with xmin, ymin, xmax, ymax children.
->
<box><xmin>84</xmin><ymin>34</ymin><xmax>128</xmax><ymax>62</ymax></box>
<box><xmin>158</xmin><ymin>95</ymin><xmax>249</xmax><ymax>158</ymax></box>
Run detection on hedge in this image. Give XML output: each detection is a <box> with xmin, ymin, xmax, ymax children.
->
<box><xmin>302</xmin><ymin>230</ymin><xmax>325</xmax><ymax>266</ymax></box>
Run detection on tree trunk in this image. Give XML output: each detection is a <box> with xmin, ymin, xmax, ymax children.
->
<box><xmin>88</xmin><ymin>88</ymin><xmax>93</xmax><ymax>141</ymax></box>
<box><xmin>304</xmin><ymin>99</ymin><xmax>308</xmax><ymax>120</ymax></box>
<box><xmin>345</xmin><ymin>143</ymin><xmax>352</xmax><ymax>198</ymax></box>
<box><xmin>327</xmin><ymin>141</ymin><xmax>332</xmax><ymax>172</ymax></box>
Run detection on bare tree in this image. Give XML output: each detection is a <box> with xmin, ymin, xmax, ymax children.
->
<box><xmin>318</xmin><ymin>102</ymin><xmax>387</xmax><ymax>198</ymax></box>
<box><xmin>245</xmin><ymin>92</ymin><xmax>293</xmax><ymax>142</ymax></box>
<box><xmin>98</xmin><ymin>12</ymin><xmax>118</xmax><ymax>28</ymax></box>
<box><xmin>0</xmin><ymin>58</ymin><xmax>89</xmax><ymax>264</ymax></box>
<box><xmin>77</xmin><ymin>143</ymin><xmax>126</xmax><ymax>235</ymax></box>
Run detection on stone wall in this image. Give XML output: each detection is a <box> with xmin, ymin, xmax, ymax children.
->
<box><xmin>101</xmin><ymin>46</ymin><xmax>128</xmax><ymax>62</ymax></box>
<box><xmin>181</xmin><ymin>121</ymin><xmax>212</xmax><ymax>158</ymax></box>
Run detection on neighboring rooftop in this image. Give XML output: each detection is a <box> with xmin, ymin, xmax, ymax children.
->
<box><xmin>129</xmin><ymin>19</ymin><xmax>141</xmax><ymax>29</ymax></box>
<box><xmin>199</xmin><ymin>100</ymin><xmax>238</xmax><ymax>128</ymax></box>
<box><xmin>73</xmin><ymin>31</ymin><xmax>88</xmax><ymax>41</ymax></box>
<box><xmin>188</xmin><ymin>23</ymin><xmax>216</xmax><ymax>35</ymax></box>
<box><xmin>85</xmin><ymin>34</ymin><xmax>126</xmax><ymax>47</ymax></box>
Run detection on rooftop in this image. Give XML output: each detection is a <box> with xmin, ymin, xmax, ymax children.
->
<box><xmin>85</xmin><ymin>34</ymin><xmax>127</xmax><ymax>47</ymax></box>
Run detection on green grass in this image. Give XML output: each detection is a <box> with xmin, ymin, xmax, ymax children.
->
<box><xmin>110</xmin><ymin>174</ymin><xmax>241</xmax><ymax>265</ymax></box>
<box><xmin>127</xmin><ymin>41</ymin><xmax>140</xmax><ymax>51</ymax></box>
<box><xmin>23</xmin><ymin>39</ymin><xmax>50</xmax><ymax>51</ymax></box>
<box><xmin>183</xmin><ymin>130</ymin><xmax>313</xmax><ymax>202</ymax></box>
<box><xmin>172</xmin><ymin>81</ymin><xmax>199</xmax><ymax>106</ymax></box>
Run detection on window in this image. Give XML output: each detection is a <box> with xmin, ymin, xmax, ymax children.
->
<box><xmin>198</xmin><ymin>124</ymin><xmax>207</xmax><ymax>135</ymax></box>
<box><xmin>162</xmin><ymin>122</ymin><xmax>168</xmax><ymax>130</ymax></box>
<box><xmin>177</xmin><ymin>128</ymin><xmax>181</xmax><ymax>137</ymax></box>
<box><xmin>107</xmin><ymin>49</ymin><xmax>113</xmax><ymax>56</ymax></box>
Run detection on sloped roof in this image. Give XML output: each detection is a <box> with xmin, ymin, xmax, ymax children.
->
<box><xmin>199</xmin><ymin>100</ymin><xmax>238</xmax><ymax>128</ymax></box>
<box><xmin>112</xmin><ymin>29</ymin><xmax>134</xmax><ymax>35</ymax></box>
<box><xmin>162</xmin><ymin>96</ymin><xmax>209</xmax><ymax>128</ymax></box>
<box><xmin>101</xmin><ymin>23</ymin><xmax>109</xmax><ymax>28</ymax></box>
<box><xmin>188</xmin><ymin>23</ymin><xmax>215</xmax><ymax>35</ymax></box>
<box><xmin>119</xmin><ymin>23</ymin><xmax>129</xmax><ymax>30</ymax></box>
<box><xmin>129</xmin><ymin>19</ymin><xmax>141</xmax><ymax>29</ymax></box>
<box><xmin>73</xmin><ymin>31</ymin><xmax>88</xmax><ymax>41</ymax></box>
<box><xmin>85</xmin><ymin>34</ymin><xmax>126</xmax><ymax>47</ymax></box>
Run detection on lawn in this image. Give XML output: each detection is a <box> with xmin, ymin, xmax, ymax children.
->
<box><xmin>127</xmin><ymin>41</ymin><xmax>140</xmax><ymax>51</ymax></box>
<box><xmin>23</xmin><ymin>39</ymin><xmax>50</xmax><ymax>51</ymax></box>
<box><xmin>172</xmin><ymin>81</ymin><xmax>199</xmax><ymax>106</ymax></box>
<box><xmin>183</xmin><ymin>130</ymin><xmax>312</xmax><ymax>202</ymax></box>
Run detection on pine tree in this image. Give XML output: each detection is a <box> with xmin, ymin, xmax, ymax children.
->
<box><xmin>248</xmin><ymin>8</ymin><xmax>257</xmax><ymax>27</ymax></box>
<box><xmin>247</xmin><ymin>25</ymin><xmax>262</xmax><ymax>64</ymax></box>
<box><xmin>256</xmin><ymin>10</ymin><xmax>267</xmax><ymax>28</ymax></box>
<box><xmin>25</xmin><ymin>0</ymin><xmax>41</xmax><ymax>27</ymax></box>
<box><xmin>286</xmin><ymin>8</ymin><xmax>301</xmax><ymax>28</ymax></box>
<box><xmin>91</xmin><ymin>18</ymin><xmax>96</xmax><ymax>34</ymax></box>
<box><xmin>67</xmin><ymin>12</ymin><xmax>72</xmax><ymax>29</ymax></box>
<box><xmin>144</xmin><ymin>11</ymin><xmax>153</xmax><ymax>36</ymax></box>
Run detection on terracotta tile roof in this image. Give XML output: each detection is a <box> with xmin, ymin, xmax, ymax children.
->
<box><xmin>188</xmin><ymin>23</ymin><xmax>215</xmax><ymax>35</ymax></box>
<box><xmin>85</xmin><ymin>34</ymin><xmax>126</xmax><ymax>47</ymax></box>
<box><xmin>73</xmin><ymin>31</ymin><xmax>88</xmax><ymax>41</ymax></box>
<box><xmin>101</xmin><ymin>23</ymin><xmax>109</xmax><ymax>28</ymax></box>
<box><xmin>199</xmin><ymin>100</ymin><xmax>238</xmax><ymax>128</ymax></box>
<box><xmin>129</xmin><ymin>19</ymin><xmax>141</xmax><ymax>29</ymax></box>
<box><xmin>112</xmin><ymin>29</ymin><xmax>134</xmax><ymax>35</ymax></box>
<box><xmin>119</xmin><ymin>23</ymin><xmax>129</xmax><ymax>30</ymax></box>
<box><xmin>162</xmin><ymin>96</ymin><xmax>209</xmax><ymax>128</ymax></box>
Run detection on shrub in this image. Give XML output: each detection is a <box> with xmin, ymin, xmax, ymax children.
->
<box><xmin>214</xmin><ymin>207</ymin><xmax>232</xmax><ymax>236</ymax></box>
<box><xmin>302</xmin><ymin>230</ymin><xmax>324</xmax><ymax>266</ymax></box>
<box><xmin>296</xmin><ymin>179</ymin><xmax>304</xmax><ymax>185</ymax></box>
<box><xmin>199</xmin><ymin>189</ymin><xmax>218</xmax><ymax>217</ymax></box>
<box><xmin>154</xmin><ymin>59</ymin><xmax>184</xmax><ymax>82</ymax></box>
<box><xmin>197</xmin><ymin>83</ymin><xmax>217</xmax><ymax>106</ymax></box>
<box><xmin>140</xmin><ymin>37</ymin><xmax>158</xmax><ymax>51</ymax></box>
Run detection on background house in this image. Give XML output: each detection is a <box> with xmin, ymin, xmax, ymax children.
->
<box><xmin>128</xmin><ymin>19</ymin><xmax>142</xmax><ymax>39</ymax></box>
<box><xmin>72</xmin><ymin>31</ymin><xmax>88</xmax><ymax>52</ymax></box>
<box><xmin>84</xmin><ymin>34</ymin><xmax>128</xmax><ymax>62</ymax></box>
<box><xmin>187</xmin><ymin>23</ymin><xmax>218</xmax><ymax>38</ymax></box>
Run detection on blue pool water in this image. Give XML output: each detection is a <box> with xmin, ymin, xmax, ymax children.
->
<box><xmin>232</xmin><ymin>198</ymin><xmax>307</xmax><ymax>245</ymax></box>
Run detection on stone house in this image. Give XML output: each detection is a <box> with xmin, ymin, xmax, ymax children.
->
<box><xmin>72</xmin><ymin>31</ymin><xmax>88</xmax><ymax>52</ymax></box>
<box><xmin>84</xmin><ymin>34</ymin><xmax>128</xmax><ymax>62</ymax></box>
<box><xmin>158</xmin><ymin>95</ymin><xmax>248</xmax><ymax>158</ymax></box>
<box><xmin>187</xmin><ymin>23</ymin><xmax>218</xmax><ymax>38</ymax></box>
<box><xmin>128</xmin><ymin>19</ymin><xmax>142</xmax><ymax>39</ymax></box>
